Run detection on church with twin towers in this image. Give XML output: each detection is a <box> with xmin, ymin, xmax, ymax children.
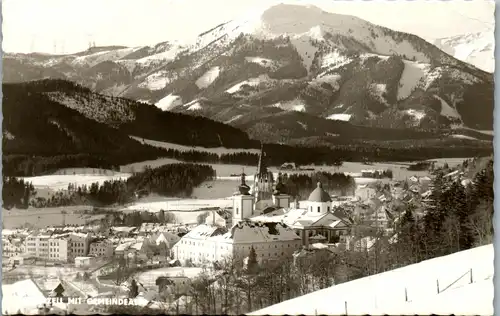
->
<box><xmin>252</xmin><ymin>143</ymin><xmax>276</xmax><ymax>209</ymax></box>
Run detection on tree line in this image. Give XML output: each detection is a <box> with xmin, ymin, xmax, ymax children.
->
<box><xmin>390</xmin><ymin>159</ymin><xmax>494</xmax><ymax>266</ymax></box>
<box><xmin>280</xmin><ymin>172</ymin><xmax>357</xmax><ymax>199</ymax></box>
<box><xmin>4</xmin><ymin>163</ymin><xmax>215</xmax><ymax>209</ymax></box>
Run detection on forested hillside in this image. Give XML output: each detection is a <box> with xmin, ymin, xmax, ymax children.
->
<box><xmin>4</xmin><ymin>163</ymin><xmax>215</xmax><ymax>209</ymax></box>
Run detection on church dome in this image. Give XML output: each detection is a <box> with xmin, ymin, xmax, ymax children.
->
<box><xmin>308</xmin><ymin>182</ymin><xmax>331</xmax><ymax>202</ymax></box>
<box><xmin>238</xmin><ymin>183</ymin><xmax>251</xmax><ymax>195</ymax></box>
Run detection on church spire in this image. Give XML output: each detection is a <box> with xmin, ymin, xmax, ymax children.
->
<box><xmin>241</xmin><ymin>167</ymin><xmax>248</xmax><ymax>186</ymax></box>
<box><xmin>256</xmin><ymin>142</ymin><xmax>267</xmax><ymax>179</ymax></box>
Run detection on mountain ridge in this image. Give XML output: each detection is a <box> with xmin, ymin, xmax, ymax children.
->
<box><xmin>3</xmin><ymin>3</ymin><xmax>494</xmax><ymax>138</ymax></box>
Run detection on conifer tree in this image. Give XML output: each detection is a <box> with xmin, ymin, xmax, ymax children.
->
<box><xmin>129</xmin><ymin>279</ymin><xmax>139</xmax><ymax>298</ymax></box>
<box><xmin>247</xmin><ymin>247</ymin><xmax>258</xmax><ymax>274</ymax></box>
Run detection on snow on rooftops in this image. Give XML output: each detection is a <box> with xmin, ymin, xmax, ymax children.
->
<box><xmin>249</xmin><ymin>244</ymin><xmax>493</xmax><ymax>315</ymax></box>
<box><xmin>115</xmin><ymin>241</ymin><xmax>135</xmax><ymax>252</ymax></box>
<box><xmin>111</xmin><ymin>226</ymin><xmax>137</xmax><ymax>233</ymax></box>
<box><xmin>227</xmin><ymin>220</ymin><xmax>301</xmax><ymax>243</ymax></box>
<box><xmin>50</xmin><ymin>233</ymin><xmax>71</xmax><ymax>239</ymax></box>
<box><xmin>69</xmin><ymin>232</ymin><xmax>90</xmax><ymax>238</ymax></box>
<box><xmin>444</xmin><ymin>170</ymin><xmax>459</xmax><ymax>178</ymax></box>
<box><xmin>2</xmin><ymin>229</ymin><xmax>18</xmax><ymax>236</ymax></box>
<box><xmin>130</xmin><ymin>242</ymin><xmax>144</xmax><ymax>251</ymax></box>
<box><xmin>309</xmin><ymin>243</ymin><xmax>329</xmax><ymax>250</ymax></box>
<box><xmin>249</xmin><ymin>207</ymin><xmax>349</xmax><ymax>230</ymax></box>
<box><xmin>182</xmin><ymin>224</ymin><xmax>227</xmax><ymax>240</ymax></box>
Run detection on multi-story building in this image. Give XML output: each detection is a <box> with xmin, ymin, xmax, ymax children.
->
<box><xmin>48</xmin><ymin>234</ymin><xmax>70</xmax><ymax>262</ymax></box>
<box><xmin>68</xmin><ymin>233</ymin><xmax>92</xmax><ymax>262</ymax></box>
<box><xmin>88</xmin><ymin>238</ymin><xmax>114</xmax><ymax>258</ymax></box>
<box><xmin>25</xmin><ymin>233</ymin><xmax>51</xmax><ymax>260</ymax></box>
<box><xmin>172</xmin><ymin>221</ymin><xmax>302</xmax><ymax>265</ymax></box>
<box><xmin>25</xmin><ymin>232</ymin><xmax>71</xmax><ymax>262</ymax></box>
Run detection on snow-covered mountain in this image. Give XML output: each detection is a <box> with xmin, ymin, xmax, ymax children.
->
<box><xmin>432</xmin><ymin>29</ymin><xmax>494</xmax><ymax>73</ymax></box>
<box><xmin>3</xmin><ymin>4</ymin><xmax>494</xmax><ymax>139</ymax></box>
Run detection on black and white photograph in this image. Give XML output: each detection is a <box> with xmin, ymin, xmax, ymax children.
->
<box><xmin>1</xmin><ymin>0</ymin><xmax>495</xmax><ymax>314</ymax></box>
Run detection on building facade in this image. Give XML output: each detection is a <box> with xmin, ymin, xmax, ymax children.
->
<box><xmin>25</xmin><ymin>233</ymin><xmax>51</xmax><ymax>260</ymax></box>
<box><xmin>25</xmin><ymin>233</ymin><xmax>71</xmax><ymax>262</ymax></box>
<box><xmin>88</xmin><ymin>239</ymin><xmax>115</xmax><ymax>258</ymax></box>
<box><xmin>48</xmin><ymin>235</ymin><xmax>70</xmax><ymax>262</ymax></box>
<box><xmin>68</xmin><ymin>233</ymin><xmax>91</xmax><ymax>262</ymax></box>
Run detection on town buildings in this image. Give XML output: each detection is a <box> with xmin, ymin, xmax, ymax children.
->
<box><xmin>251</xmin><ymin>181</ymin><xmax>351</xmax><ymax>246</ymax></box>
<box><xmin>2</xmin><ymin>237</ymin><xmax>25</xmax><ymax>258</ymax></box>
<box><xmin>23</xmin><ymin>232</ymin><xmax>90</xmax><ymax>263</ymax></box>
<box><xmin>88</xmin><ymin>238</ymin><xmax>115</xmax><ymax>258</ymax></box>
<box><xmin>172</xmin><ymin>171</ymin><xmax>351</xmax><ymax>265</ymax></box>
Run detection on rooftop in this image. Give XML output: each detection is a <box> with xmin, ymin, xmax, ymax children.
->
<box><xmin>308</xmin><ymin>182</ymin><xmax>332</xmax><ymax>202</ymax></box>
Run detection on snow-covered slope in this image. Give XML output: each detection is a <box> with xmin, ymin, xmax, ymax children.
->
<box><xmin>432</xmin><ymin>29</ymin><xmax>494</xmax><ymax>73</ymax></box>
<box><xmin>155</xmin><ymin>93</ymin><xmax>183</xmax><ymax>111</ymax></box>
<box><xmin>2</xmin><ymin>3</ymin><xmax>494</xmax><ymax>135</ymax></box>
<box><xmin>71</xmin><ymin>46</ymin><xmax>143</xmax><ymax>67</ymax></box>
<box><xmin>249</xmin><ymin>244</ymin><xmax>493</xmax><ymax>316</ymax></box>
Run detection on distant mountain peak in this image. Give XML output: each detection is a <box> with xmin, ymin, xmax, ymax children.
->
<box><xmin>431</xmin><ymin>29</ymin><xmax>494</xmax><ymax>73</ymax></box>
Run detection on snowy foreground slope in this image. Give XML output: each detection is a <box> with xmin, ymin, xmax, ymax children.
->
<box><xmin>249</xmin><ymin>244</ymin><xmax>493</xmax><ymax>315</ymax></box>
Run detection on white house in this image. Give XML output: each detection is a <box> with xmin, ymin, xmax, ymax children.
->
<box><xmin>25</xmin><ymin>233</ymin><xmax>52</xmax><ymax>260</ymax></box>
<box><xmin>74</xmin><ymin>256</ymin><xmax>94</xmax><ymax>268</ymax></box>
<box><xmin>172</xmin><ymin>221</ymin><xmax>302</xmax><ymax>265</ymax></box>
<box><xmin>49</xmin><ymin>233</ymin><xmax>70</xmax><ymax>262</ymax></box>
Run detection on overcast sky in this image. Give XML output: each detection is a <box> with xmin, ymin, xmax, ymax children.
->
<box><xmin>2</xmin><ymin>0</ymin><xmax>494</xmax><ymax>54</ymax></box>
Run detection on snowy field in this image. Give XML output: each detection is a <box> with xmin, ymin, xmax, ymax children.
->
<box><xmin>5</xmin><ymin>265</ymin><xmax>87</xmax><ymax>278</ymax></box>
<box><xmin>2</xmin><ymin>279</ymin><xmax>48</xmax><ymax>315</ymax></box>
<box><xmin>122</xmin><ymin>197</ymin><xmax>232</xmax><ymax>214</ymax></box>
<box><xmin>155</xmin><ymin>94</ymin><xmax>183</xmax><ymax>111</ymax></box>
<box><xmin>135</xmin><ymin>267</ymin><xmax>204</xmax><ymax>287</ymax></box>
<box><xmin>250</xmin><ymin>244</ymin><xmax>493</xmax><ymax>316</ymax></box>
<box><xmin>195</xmin><ymin>66</ymin><xmax>220</xmax><ymax>89</ymax></box>
<box><xmin>129</xmin><ymin>136</ymin><xmax>261</xmax><ymax>156</ymax></box>
<box><xmin>21</xmin><ymin>168</ymin><xmax>131</xmax><ymax>191</ymax></box>
<box><xmin>2</xmin><ymin>206</ymin><xmax>104</xmax><ymax>229</ymax></box>
<box><xmin>192</xmin><ymin>180</ymin><xmax>240</xmax><ymax>199</ymax></box>
<box><xmin>121</xmin><ymin>157</ymin><xmax>467</xmax><ymax>182</ymax></box>
<box><xmin>326</xmin><ymin>113</ymin><xmax>352</xmax><ymax>121</ymax></box>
